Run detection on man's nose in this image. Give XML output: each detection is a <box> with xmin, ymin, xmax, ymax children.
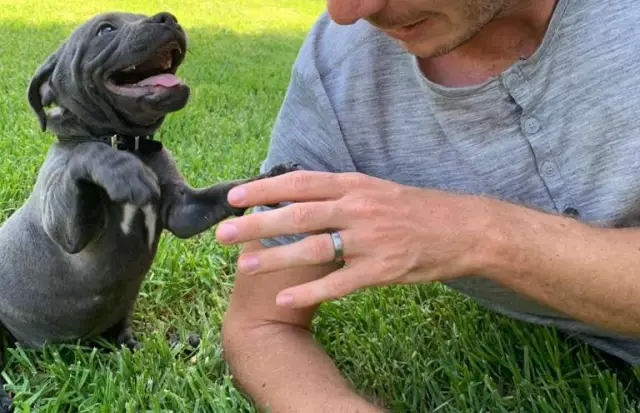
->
<box><xmin>326</xmin><ymin>0</ymin><xmax>387</xmax><ymax>25</ymax></box>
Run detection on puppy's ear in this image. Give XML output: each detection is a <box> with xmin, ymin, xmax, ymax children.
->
<box><xmin>27</xmin><ymin>52</ymin><xmax>59</xmax><ymax>132</ymax></box>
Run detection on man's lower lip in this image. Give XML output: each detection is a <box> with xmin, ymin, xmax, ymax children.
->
<box><xmin>384</xmin><ymin>19</ymin><xmax>427</xmax><ymax>41</ymax></box>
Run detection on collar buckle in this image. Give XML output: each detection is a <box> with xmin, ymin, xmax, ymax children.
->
<box><xmin>111</xmin><ymin>134</ymin><xmax>142</xmax><ymax>152</ymax></box>
<box><xmin>110</xmin><ymin>134</ymin><xmax>122</xmax><ymax>149</ymax></box>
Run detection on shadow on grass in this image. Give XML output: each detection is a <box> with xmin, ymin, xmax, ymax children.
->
<box><xmin>1</xmin><ymin>19</ymin><xmax>640</xmax><ymax>413</ymax></box>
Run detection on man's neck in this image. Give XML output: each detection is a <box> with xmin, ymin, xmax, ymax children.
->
<box><xmin>418</xmin><ymin>0</ymin><xmax>559</xmax><ymax>87</ymax></box>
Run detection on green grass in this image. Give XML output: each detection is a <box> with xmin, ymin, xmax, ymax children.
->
<box><xmin>1</xmin><ymin>1</ymin><xmax>639</xmax><ymax>412</ymax></box>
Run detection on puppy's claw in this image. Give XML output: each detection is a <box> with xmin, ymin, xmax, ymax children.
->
<box><xmin>262</xmin><ymin>162</ymin><xmax>301</xmax><ymax>209</ymax></box>
<box><xmin>264</xmin><ymin>162</ymin><xmax>301</xmax><ymax>178</ymax></box>
<box><xmin>115</xmin><ymin>328</ymin><xmax>141</xmax><ymax>352</ymax></box>
<box><xmin>125</xmin><ymin>339</ymin><xmax>142</xmax><ymax>351</ymax></box>
<box><xmin>230</xmin><ymin>207</ymin><xmax>248</xmax><ymax>217</ymax></box>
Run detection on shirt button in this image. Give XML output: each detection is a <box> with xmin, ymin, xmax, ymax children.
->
<box><xmin>523</xmin><ymin>117</ymin><xmax>541</xmax><ymax>134</ymax></box>
<box><xmin>541</xmin><ymin>161</ymin><xmax>555</xmax><ymax>177</ymax></box>
<box><xmin>504</xmin><ymin>72</ymin><xmax>521</xmax><ymax>89</ymax></box>
<box><xmin>563</xmin><ymin>207</ymin><xmax>579</xmax><ymax>218</ymax></box>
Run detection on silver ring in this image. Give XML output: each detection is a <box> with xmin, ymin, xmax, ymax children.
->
<box><xmin>329</xmin><ymin>231</ymin><xmax>344</xmax><ymax>263</ymax></box>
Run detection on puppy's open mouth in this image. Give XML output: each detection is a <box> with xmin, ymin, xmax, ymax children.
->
<box><xmin>106</xmin><ymin>40</ymin><xmax>185</xmax><ymax>93</ymax></box>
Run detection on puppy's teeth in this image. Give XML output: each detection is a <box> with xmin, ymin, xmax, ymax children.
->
<box><xmin>123</xmin><ymin>65</ymin><xmax>136</xmax><ymax>72</ymax></box>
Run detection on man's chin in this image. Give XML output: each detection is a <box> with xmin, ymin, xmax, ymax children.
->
<box><xmin>394</xmin><ymin>37</ymin><xmax>461</xmax><ymax>60</ymax></box>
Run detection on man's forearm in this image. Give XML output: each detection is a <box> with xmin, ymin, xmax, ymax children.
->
<box><xmin>484</xmin><ymin>200</ymin><xmax>640</xmax><ymax>335</ymax></box>
<box><xmin>222</xmin><ymin>318</ymin><xmax>384</xmax><ymax>413</ymax></box>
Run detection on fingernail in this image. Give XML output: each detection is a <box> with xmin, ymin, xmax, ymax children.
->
<box><xmin>217</xmin><ymin>223</ymin><xmax>238</xmax><ymax>242</ymax></box>
<box><xmin>276</xmin><ymin>293</ymin><xmax>294</xmax><ymax>307</ymax></box>
<box><xmin>228</xmin><ymin>187</ymin><xmax>247</xmax><ymax>205</ymax></box>
<box><xmin>239</xmin><ymin>255</ymin><xmax>260</xmax><ymax>272</ymax></box>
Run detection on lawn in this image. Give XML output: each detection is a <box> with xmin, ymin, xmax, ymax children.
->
<box><xmin>1</xmin><ymin>0</ymin><xmax>639</xmax><ymax>412</ymax></box>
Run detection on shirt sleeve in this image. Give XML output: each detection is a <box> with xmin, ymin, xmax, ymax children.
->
<box><xmin>253</xmin><ymin>67</ymin><xmax>356</xmax><ymax>248</ymax></box>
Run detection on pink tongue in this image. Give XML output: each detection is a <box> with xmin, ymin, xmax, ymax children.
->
<box><xmin>136</xmin><ymin>74</ymin><xmax>181</xmax><ymax>87</ymax></box>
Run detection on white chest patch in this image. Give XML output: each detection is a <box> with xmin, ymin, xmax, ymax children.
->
<box><xmin>120</xmin><ymin>203</ymin><xmax>137</xmax><ymax>234</ymax></box>
<box><xmin>120</xmin><ymin>203</ymin><xmax>158</xmax><ymax>249</ymax></box>
<box><xmin>142</xmin><ymin>204</ymin><xmax>157</xmax><ymax>249</ymax></box>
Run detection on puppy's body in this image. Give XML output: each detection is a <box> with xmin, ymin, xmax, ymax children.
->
<box><xmin>2</xmin><ymin>146</ymin><xmax>166</xmax><ymax>348</ymax></box>
<box><xmin>0</xmin><ymin>11</ymin><xmax>295</xmax><ymax>411</ymax></box>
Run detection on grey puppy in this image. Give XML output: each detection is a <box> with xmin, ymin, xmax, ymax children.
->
<box><xmin>0</xmin><ymin>11</ymin><xmax>296</xmax><ymax>411</ymax></box>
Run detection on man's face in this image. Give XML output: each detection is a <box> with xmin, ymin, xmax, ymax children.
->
<box><xmin>326</xmin><ymin>0</ymin><xmax>514</xmax><ymax>58</ymax></box>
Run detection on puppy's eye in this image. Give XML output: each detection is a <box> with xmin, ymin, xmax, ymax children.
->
<box><xmin>97</xmin><ymin>23</ymin><xmax>116</xmax><ymax>36</ymax></box>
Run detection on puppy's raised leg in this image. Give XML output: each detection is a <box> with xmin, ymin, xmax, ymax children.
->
<box><xmin>39</xmin><ymin>141</ymin><xmax>160</xmax><ymax>253</ymax></box>
<box><xmin>148</xmin><ymin>154</ymin><xmax>298</xmax><ymax>239</ymax></box>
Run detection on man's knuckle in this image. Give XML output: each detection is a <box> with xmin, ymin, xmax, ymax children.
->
<box><xmin>290</xmin><ymin>204</ymin><xmax>312</xmax><ymax>230</ymax></box>
<box><xmin>359</xmin><ymin>228</ymin><xmax>378</xmax><ymax>246</ymax></box>
<box><xmin>389</xmin><ymin>184</ymin><xmax>407</xmax><ymax>198</ymax></box>
<box><xmin>340</xmin><ymin>172</ymin><xmax>366</xmax><ymax>188</ymax></box>
<box><xmin>345</xmin><ymin>194</ymin><xmax>378</xmax><ymax>217</ymax></box>
<box><xmin>340</xmin><ymin>198</ymin><xmax>358</xmax><ymax>217</ymax></box>
<box><xmin>249</xmin><ymin>217</ymin><xmax>265</xmax><ymax>237</ymax></box>
<box><xmin>308</xmin><ymin>236</ymin><xmax>332</xmax><ymax>261</ymax></box>
<box><xmin>251</xmin><ymin>185</ymin><xmax>268</xmax><ymax>203</ymax></box>
<box><xmin>286</xmin><ymin>171</ymin><xmax>310</xmax><ymax>192</ymax></box>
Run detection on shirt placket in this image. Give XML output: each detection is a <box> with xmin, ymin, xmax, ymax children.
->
<box><xmin>501</xmin><ymin>65</ymin><xmax>578</xmax><ymax>217</ymax></box>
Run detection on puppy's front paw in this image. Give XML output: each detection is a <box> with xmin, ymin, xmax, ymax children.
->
<box><xmin>93</xmin><ymin>151</ymin><xmax>160</xmax><ymax>206</ymax></box>
<box><xmin>264</xmin><ymin>162</ymin><xmax>301</xmax><ymax>178</ymax></box>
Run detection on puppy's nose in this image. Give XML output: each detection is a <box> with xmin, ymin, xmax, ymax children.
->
<box><xmin>150</xmin><ymin>12</ymin><xmax>178</xmax><ymax>25</ymax></box>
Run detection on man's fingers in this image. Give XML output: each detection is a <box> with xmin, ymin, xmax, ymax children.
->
<box><xmin>237</xmin><ymin>231</ymin><xmax>356</xmax><ymax>274</ymax></box>
<box><xmin>274</xmin><ymin>263</ymin><xmax>368</xmax><ymax>308</ymax></box>
<box><xmin>227</xmin><ymin>170</ymin><xmax>367</xmax><ymax>208</ymax></box>
<box><xmin>216</xmin><ymin>201</ymin><xmax>343</xmax><ymax>244</ymax></box>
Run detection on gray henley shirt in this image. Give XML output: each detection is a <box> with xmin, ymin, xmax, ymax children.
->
<box><xmin>256</xmin><ymin>0</ymin><xmax>640</xmax><ymax>364</ymax></box>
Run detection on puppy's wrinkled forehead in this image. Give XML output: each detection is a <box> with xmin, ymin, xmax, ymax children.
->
<box><xmin>69</xmin><ymin>13</ymin><xmax>136</xmax><ymax>42</ymax></box>
<box><xmin>62</xmin><ymin>12</ymin><xmax>181</xmax><ymax>65</ymax></box>
<box><xmin>77</xmin><ymin>12</ymin><xmax>147</xmax><ymax>34</ymax></box>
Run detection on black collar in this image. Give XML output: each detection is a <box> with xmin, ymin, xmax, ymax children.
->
<box><xmin>57</xmin><ymin>134</ymin><xmax>163</xmax><ymax>155</ymax></box>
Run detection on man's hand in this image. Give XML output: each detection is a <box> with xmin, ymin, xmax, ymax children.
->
<box><xmin>217</xmin><ymin>169</ymin><xmax>640</xmax><ymax>337</ymax></box>
<box><xmin>215</xmin><ymin>170</ymin><xmax>500</xmax><ymax>308</ymax></box>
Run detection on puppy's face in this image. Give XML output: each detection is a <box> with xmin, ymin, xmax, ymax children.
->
<box><xmin>92</xmin><ymin>12</ymin><xmax>190</xmax><ymax>123</ymax></box>
<box><xmin>28</xmin><ymin>11</ymin><xmax>190</xmax><ymax>136</ymax></box>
